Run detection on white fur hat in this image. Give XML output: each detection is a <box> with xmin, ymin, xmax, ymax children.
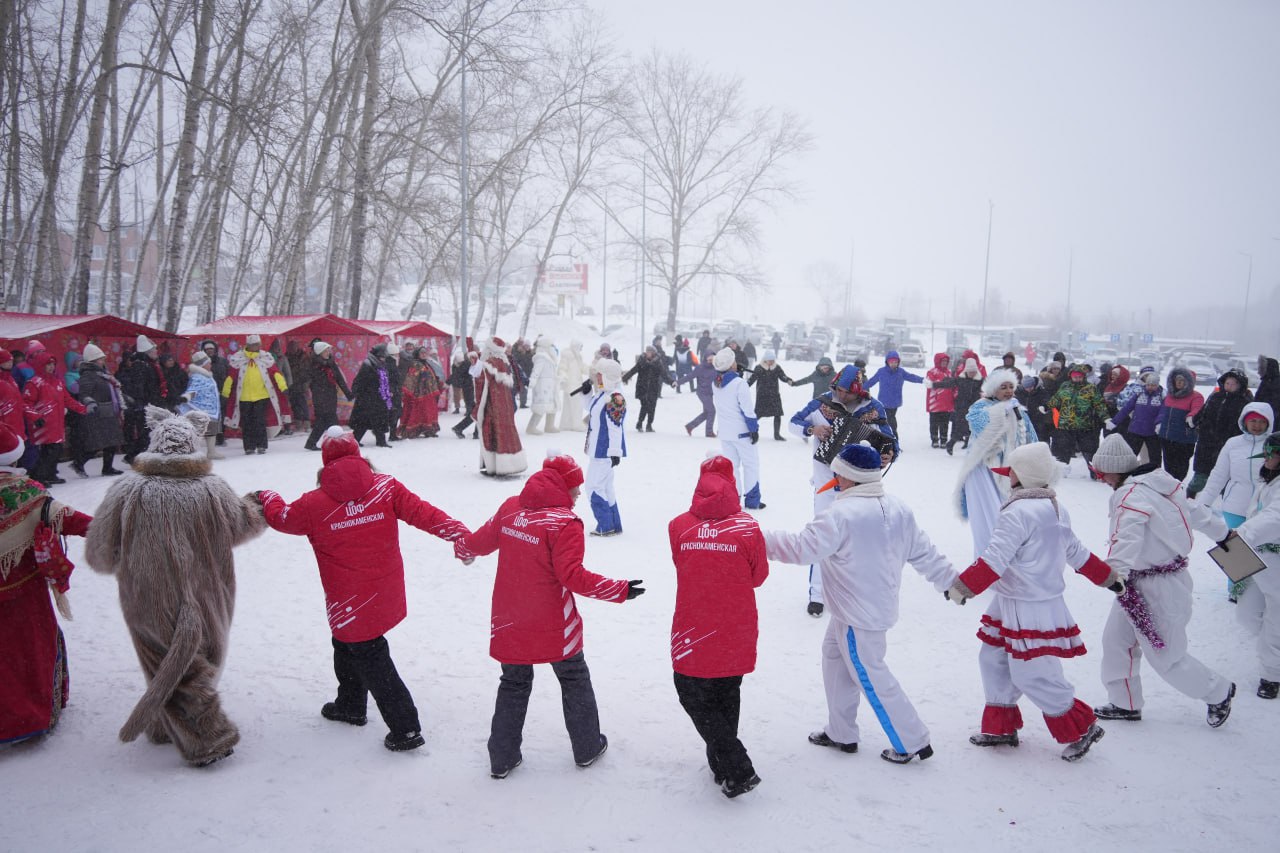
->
<box><xmin>963</xmin><ymin>357</ymin><xmax>980</xmax><ymax>376</ymax></box>
<box><xmin>712</xmin><ymin>347</ymin><xmax>736</xmax><ymax>372</ymax></box>
<box><xmin>995</xmin><ymin>442</ymin><xmax>1060</xmax><ymax>489</ymax></box>
<box><xmin>1092</xmin><ymin>433</ymin><xmax>1140</xmax><ymax>474</ymax></box>
<box><xmin>313</xmin><ymin>341</ymin><xmax>332</xmax><ymax>356</ymax></box>
<box><xmin>246</xmin><ymin>334</ymin><xmax>262</xmax><ymax>346</ymax></box>
<box><xmin>536</xmin><ymin>335</ymin><xmax>555</xmax><ymax>353</ymax></box>
<box><xmin>136</xmin><ymin>335</ymin><xmax>155</xmax><ymax>353</ymax></box>
<box><xmin>387</xmin><ymin>343</ymin><xmax>400</xmax><ymax>356</ymax></box>
<box><xmin>190</xmin><ymin>349</ymin><xmax>211</xmax><ymax>366</ymax></box>
<box><xmin>82</xmin><ymin>343</ymin><xmax>106</xmax><ymax>363</ymax></box>
<box><xmin>982</xmin><ymin>368</ymin><xmax>1019</xmax><ymax>398</ymax></box>
<box><xmin>595</xmin><ymin>358</ymin><xmax>623</xmax><ymax>386</ymax></box>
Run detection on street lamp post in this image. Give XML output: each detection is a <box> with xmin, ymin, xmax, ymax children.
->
<box><xmin>979</xmin><ymin>200</ymin><xmax>994</xmax><ymax>343</ymax></box>
<box><xmin>1239</xmin><ymin>251</ymin><xmax>1252</xmax><ymax>350</ymax></box>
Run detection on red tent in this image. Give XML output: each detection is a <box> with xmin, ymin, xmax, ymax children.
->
<box><xmin>0</xmin><ymin>312</ymin><xmax>187</xmax><ymax>373</ymax></box>
<box><xmin>349</xmin><ymin>319</ymin><xmax>453</xmax><ymax>362</ymax></box>
<box><xmin>180</xmin><ymin>314</ymin><xmax>379</xmax><ymax>424</ymax></box>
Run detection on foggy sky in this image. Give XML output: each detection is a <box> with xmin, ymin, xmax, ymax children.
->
<box><xmin>595</xmin><ymin>0</ymin><xmax>1280</xmax><ymax>345</ymax></box>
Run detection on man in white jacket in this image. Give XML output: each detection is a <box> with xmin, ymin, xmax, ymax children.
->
<box><xmin>1090</xmin><ymin>433</ymin><xmax>1237</xmax><ymax>727</ymax></box>
<box><xmin>711</xmin><ymin>347</ymin><xmax>764</xmax><ymax>510</ymax></box>
<box><xmin>764</xmin><ymin>443</ymin><xmax>956</xmax><ymax>764</ymax></box>
<box><xmin>1233</xmin><ymin>430</ymin><xmax>1280</xmax><ymax>699</ymax></box>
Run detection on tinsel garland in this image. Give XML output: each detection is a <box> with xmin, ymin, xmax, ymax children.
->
<box><xmin>1115</xmin><ymin>555</ymin><xmax>1188</xmax><ymax>650</ymax></box>
<box><xmin>378</xmin><ymin>367</ymin><xmax>392</xmax><ymax>410</ymax></box>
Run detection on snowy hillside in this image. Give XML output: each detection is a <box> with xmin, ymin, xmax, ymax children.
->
<box><xmin>4</xmin><ymin>363</ymin><xmax>1276</xmax><ymax>853</ymax></box>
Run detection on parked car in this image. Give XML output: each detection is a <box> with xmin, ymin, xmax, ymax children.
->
<box><xmin>895</xmin><ymin>343</ymin><xmax>927</xmax><ymax>368</ymax></box>
<box><xmin>786</xmin><ymin>337</ymin><xmax>825</xmax><ymax>361</ymax></box>
<box><xmin>1180</xmin><ymin>356</ymin><xmax>1218</xmax><ymax>385</ymax></box>
<box><xmin>577</xmin><ymin>305</ymin><xmax>595</xmax><ymax>316</ymax></box>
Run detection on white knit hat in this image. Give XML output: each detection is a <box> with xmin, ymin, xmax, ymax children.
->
<box><xmin>313</xmin><ymin>341</ymin><xmax>332</xmax><ymax>355</ymax></box>
<box><xmin>712</xmin><ymin>347</ymin><xmax>736</xmax><ymax>372</ymax></box>
<box><xmin>82</xmin><ymin>343</ymin><xmax>106</xmax><ymax>363</ymax></box>
<box><xmin>1092</xmin><ymin>433</ymin><xmax>1140</xmax><ymax>474</ymax></box>
<box><xmin>993</xmin><ymin>442</ymin><xmax>1060</xmax><ymax>489</ymax></box>
<box><xmin>762</xmin><ymin>349</ymin><xmax>777</xmax><ymax>362</ymax></box>
<box><xmin>136</xmin><ymin>335</ymin><xmax>155</xmax><ymax>353</ymax></box>
<box><xmin>595</xmin><ymin>358</ymin><xmax>623</xmax><ymax>387</ymax></box>
<box><xmin>982</xmin><ymin>368</ymin><xmax>1019</xmax><ymax>398</ymax></box>
<box><xmin>386</xmin><ymin>343</ymin><xmax>400</xmax><ymax>356</ymax></box>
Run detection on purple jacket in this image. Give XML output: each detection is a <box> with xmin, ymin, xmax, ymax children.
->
<box><xmin>1114</xmin><ymin>386</ymin><xmax>1163</xmax><ymax>437</ymax></box>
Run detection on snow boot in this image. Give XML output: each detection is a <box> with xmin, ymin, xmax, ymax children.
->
<box><xmin>1207</xmin><ymin>683</ymin><xmax>1236</xmax><ymax>728</ymax></box>
<box><xmin>806</xmin><ymin>601</ymin><xmax>824</xmax><ymax>617</ymax></box>
<box><xmin>321</xmin><ymin>702</ymin><xmax>367</xmax><ymax>726</ymax></box>
<box><xmin>576</xmin><ymin>734</ymin><xmax>608</xmax><ymax>767</ymax></box>
<box><xmin>452</xmin><ymin>424</ymin><xmax>466</xmax><ymax>438</ymax></box>
<box><xmin>969</xmin><ymin>732</ymin><xmax>1019</xmax><ymax>748</ymax></box>
<box><xmin>1093</xmin><ymin>703</ymin><xmax>1141</xmax><ymax>722</ymax></box>
<box><xmin>205</xmin><ymin>436</ymin><xmax>225</xmax><ymax>460</ymax></box>
<box><xmin>721</xmin><ymin>773</ymin><xmax>762</xmax><ymax>799</ymax></box>
<box><xmin>808</xmin><ymin>731</ymin><xmax>857</xmax><ymax>753</ymax></box>
<box><xmin>1060</xmin><ymin>723</ymin><xmax>1104</xmax><ymax>762</ymax></box>
<box><xmin>71</xmin><ymin>463</ymin><xmax>88</xmax><ymax>478</ymax></box>
<box><xmin>1258</xmin><ymin>679</ymin><xmax>1279</xmax><ymax>700</ymax></box>
<box><xmin>191</xmin><ymin>747</ymin><xmax>235</xmax><ymax>768</ymax></box>
<box><xmin>491</xmin><ymin>758</ymin><xmax>522</xmax><ymax>779</ymax></box>
<box><xmin>384</xmin><ymin>730</ymin><xmax>425</xmax><ymax>751</ymax></box>
<box><xmin>880</xmin><ymin>744</ymin><xmax>933</xmax><ymax>764</ymax></box>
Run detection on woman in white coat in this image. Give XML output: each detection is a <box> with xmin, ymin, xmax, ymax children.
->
<box><xmin>1234</xmin><ymin>430</ymin><xmax>1280</xmax><ymax>699</ymax></box>
<box><xmin>1197</xmin><ymin>402</ymin><xmax>1273</xmax><ymax>600</ymax></box>
<box><xmin>526</xmin><ymin>336</ymin><xmax>560</xmax><ymax>434</ymax></box>
<box><xmin>557</xmin><ymin>340</ymin><xmax>589</xmax><ymax>432</ymax></box>
<box><xmin>954</xmin><ymin>368</ymin><xmax>1037</xmax><ymax>557</ymax></box>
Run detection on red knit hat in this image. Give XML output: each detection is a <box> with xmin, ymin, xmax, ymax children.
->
<box><xmin>0</xmin><ymin>423</ymin><xmax>24</xmax><ymax>467</ymax></box>
<box><xmin>542</xmin><ymin>452</ymin><xmax>584</xmax><ymax>489</ymax></box>
<box><xmin>700</xmin><ymin>454</ymin><xmax>736</xmax><ymax>485</ymax></box>
<box><xmin>320</xmin><ymin>425</ymin><xmax>361</xmax><ymax>465</ymax></box>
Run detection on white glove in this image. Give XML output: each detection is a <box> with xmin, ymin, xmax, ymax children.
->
<box><xmin>1105</xmin><ymin>418</ymin><xmax>1115</xmax><ymax>430</ymax></box>
<box><xmin>1185</xmin><ymin>414</ymin><xmax>1195</xmax><ymax>428</ymax></box>
<box><xmin>1003</xmin><ymin>398</ymin><xmax>1018</xmax><ymax>410</ymax></box>
<box><xmin>944</xmin><ymin>579</ymin><xmax>974</xmax><ymax>605</ymax></box>
<box><xmin>923</xmin><ymin>379</ymin><xmax>934</xmax><ymax>389</ymax></box>
<box><xmin>1037</xmin><ymin>406</ymin><xmax>1047</xmax><ymax>414</ymax></box>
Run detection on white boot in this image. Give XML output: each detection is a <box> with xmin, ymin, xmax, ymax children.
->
<box><xmin>206</xmin><ymin>436</ymin><xmax>225</xmax><ymax>460</ymax></box>
<box><xmin>527</xmin><ymin>413</ymin><xmax>543</xmax><ymax>435</ymax></box>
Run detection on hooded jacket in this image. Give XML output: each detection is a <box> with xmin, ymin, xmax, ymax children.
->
<box><xmin>1048</xmin><ymin>371</ymin><xmax>1109</xmax><ymax>431</ymax></box>
<box><xmin>259</xmin><ymin>456</ymin><xmax>470</xmax><ymax>642</ymax></box>
<box><xmin>1155</xmin><ymin>367</ymin><xmax>1204</xmax><ymax>444</ymax></box>
<box><xmin>1114</xmin><ymin>382</ymin><xmax>1164</xmax><ymax>437</ymax></box>
<box><xmin>926</xmin><ymin>354</ymin><xmax>957</xmax><ymax>413</ymax></box>
<box><xmin>22</xmin><ymin>352</ymin><xmax>88</xmax><ymax>444</ymax></box>
<box><xmin>863</xmin><ymin>351</ymin><xmax>924</xmax><ymax>408</ymax></box>
<box><xmin>1197</xmin><ymin>402</ymin><xmax>1274</xmax><ymax>518</ymax></box>
<box><xmin>461</xmin><ymin>468</ymin><xmax>630</xmax><ymax>664</ymax></box>
<box><xmin>791</xmin><ymin>357</ymin><xmax>836</xmax><ymax>400</ymax></box>
<box><xmin>1105</xmin><ymin>467</ymin><xmax>1227</xmax><ymax>578</ymax></box>
<box><xmin>1256</xmin><ymin>357</ymin><xmax>1280</xmax><ymax>417</ymax></box>
<box><xmin>1192</xmin><ymin>369</ymin><xmax>1253</xmax><ymax>475</ymax></box>
<box><xmin>668</xmin><ymin>462</ymin><xmax>769</xmax><ymax>677</ymax></box>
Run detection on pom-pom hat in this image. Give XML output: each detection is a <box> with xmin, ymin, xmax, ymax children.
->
<box><xmin>712</xmin><ymin>347</ymin><xmax>736</xmax><ymax>372</ymax></box>
<box><xmin>0</xmin><ymin>423</ymin><xmax>25</xmax><ymax>467</ymax></box>
<box><xmin>320</xmin><ymin>425</ymin><xmax>361</xmax><ymax>465</ymax></box>
<box><xmin>1091</xmin><ymin>432</ymin><xmax>1140</xmax><ymax>474</ymax></box>
<box><xmin>817</xmin><ymin>443</ymin><xmax>883</xmax><ymax>493</ymax></box>
<box><xmin>136</xmin><ymin>335</ymin><xmax>155</xmax><ymax>353</ymax></box>
<box><xmin>543</xmin><ymin>450</ymin><xmax>584</xmax><ymax>489</ymax></box>
<box><xmin>82</xmin><ymin>343</ymin><xmax>106</xmax><ymax>363</ymax></box>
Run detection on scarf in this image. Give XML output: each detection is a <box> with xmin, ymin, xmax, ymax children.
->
<box><xmin>1000</xmin><ymin>486</ymin><xmax>1059</xmax><ymax>514</ymax></box>
<box><xmin>834</xmin><ymin>480</ymin><xmax>886</xmax><ymax>498</ymax></box>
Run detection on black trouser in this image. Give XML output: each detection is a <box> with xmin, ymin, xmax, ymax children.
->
<box><xmin>673</xmin><ymin>671</ymin><xmax>754</xmax><ymax>786</ymax></box>
<box><xmin>947</xmin><ymin>411</ymin><xmax>971</xmax><ymax>449</ymax></box>
<box><xmin>488</xmin><ymin>651</ymin><xmax>601</xmax><ymax>773</ymax></box>
<box><xmin>306</xmin><ymin>409</ymin><xmax>338</xmax><ymax>449</ymax></box>
<box><xmin>929</xmin><ymin>412</ymin><xmax>951</xmax><ymax>444</ymax></box>
<box><xmin>330</xmin><ymin>635</ymin><xmax>420</xmax><ymax>735</ymax></box>
<box><xmin>1052</xmin><ymin>427</ymin><xmax>1100</xmax><ymax>464</ymax></box>
<box><xmin>240</xmin><ymin>399</ymin><xmax>269</xmax><ymax>451</ymax></box>
<box><xmin>76</xmin><ymin>447</ymin><xmax>118</xmax><ymax>473</ymax></box>
<box><xmin>885</xmin><ymin>407</ymin><xmax>899</xmax><ymax>438</ymax></box>
<box><xmin>28</xmin><ymin>442</ymin><xmax>63</xmax><ymax>484</ymax></box>
<box><xmin>686</xmin><ymin>396</ymin><xmax>716</xmax><ymax>436</ymax></box>
<box><xmin>352</xmin><ymin>420</ymin><xmax>388</xmax><ymax>446</ymax></box>
<box><xmin>1123</xmin><ymin>432</ymin><xmax>1162</xmax><ymax>469</ymax></box>
<box><xmin>1161</xmin><ymin>439</ymin><xmax>1194</xmax><ymax>481</ymax></box>
<box><xmin>215</xmin><ymin>398</ymin><xmax>228</xmax><ymax>444</ymax></box>
<box><xmin>388</xmin><ymin>404</ymin><xmax>402</xmax><ymax>440</ymax></box>
<box><xmin>769</xmin><ymin>414</ymin><xmax>783</xmax><ymax>438</ymax></box>
<box><xmin>636</xmin><ymin>397</ymin><xmax>656</xmax><ymax>429</ymax></box>
<box><xmin>289</xmin><ymin>388</ymin><xmax>310</xmax><ymax>424</ymax></box>
<box><xmin>123</xmin><ymin>408</ymin><xmax>148</xmax><ymax>460</ymax></box>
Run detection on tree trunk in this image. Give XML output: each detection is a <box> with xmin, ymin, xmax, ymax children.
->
<box><xmin>345</xmin><ymin>1</ymin><xmax>383</xmax><ymax>318</ymax></box>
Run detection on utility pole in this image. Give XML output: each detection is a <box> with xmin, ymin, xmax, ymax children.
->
<box><xmin>979</xmin><ymin>200</ymin><xmax>994</xmax><ymax>342</ymax></box>
<box><xmin>458</xmin><ymin>19</ymin><xmax>470</xmax><ymax>338</ymax></box>
<box><xmin>1239</xmin><ymin>251</ymin><xmax>1252</xmax><ymax>350</ymax></box>
<box><xmin>1064</xmin><ymin>248</ymin><xmax>1074</xmax><ymax>353</ymax></box>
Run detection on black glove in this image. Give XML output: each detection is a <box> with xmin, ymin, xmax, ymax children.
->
<box><xmin>84</xmin><ymin>400</ymin><xmax>99</xmax><ymax>415</ymax></box>
<box><xmin>1217</xmin><ymin>531</ymin><xmax>1235</xmax><ymax>551</ymax></box>
<box><xmin>626</xmin><ymin>580</ymin><xmax>646</xmax><ymax>600</ymax></box>
<box><xmin>1107</xmin><ymin>580</ymin><xmax>1126</xmax><ymax>595</ymax></box>
<box><xmin>749</xmin><ymin>431</ymin><xmax>759</xmax><ymax>444</ymax></box>
<box><xmin>610</xmin><ymin>456</ymin><xmax>620</xmax><ymax>468</ymax></box>
<box><xmin>34</xmin><ymin>418</ymin><xmax>45</xmax><ymax>428</ymax></box>
<box><xmin>572</xmin><ymin>379</ymin><xmax>593</xmax><ymax>396</ymax></box>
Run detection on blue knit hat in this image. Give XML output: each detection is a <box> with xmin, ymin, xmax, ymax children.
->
<box><xmin>831</xmin><ymin>365</ymin><xmax>862</xmax><ymax>392</ymax></box>
<box><xmin>830</xmin><ymin>443</ymin><xmax>883</xmax><ymax>484</ymax></box>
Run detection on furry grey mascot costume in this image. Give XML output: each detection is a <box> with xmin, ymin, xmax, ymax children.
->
<box><xmin>86</xmin><ymin>406</ymin><xmax>265</xmax><ymax>766</ymax></box>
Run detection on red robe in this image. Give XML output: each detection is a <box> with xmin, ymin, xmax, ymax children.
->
<box><xmin>0</xmin><ymin>480</ymin><xmax>92</xmax><ymax>744</ymax></box>
<box><xmin>474</xmin><ymin>356</ymin><xmax>526</xmax><ymax>475</ymax></box>
<box><xmin>400</xmin><ymin>362</ymin><xmax>442</xmax><ymax>437</ymax></box>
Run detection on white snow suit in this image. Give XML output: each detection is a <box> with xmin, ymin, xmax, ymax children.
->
<box><xmin>1235</xmin><ymin>471</ymin><xmax>1280</xmax><ymax>682</ymax></box>
<box><xmin>713</xmin><ymin>370</ymin><xmax>762</xmax><ymax>509</ymax></box>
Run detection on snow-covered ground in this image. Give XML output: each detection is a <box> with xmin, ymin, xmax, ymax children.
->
<box><xmin>5</xmin><ymin>355</ymin><xmax>1277</xmax><ymax>853</ymax></box>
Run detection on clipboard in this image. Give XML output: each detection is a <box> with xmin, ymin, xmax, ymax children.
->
<box><xmin>1208</xmin><ymin>532</ymin><xmax>1268</xmax><ymax>583</ymax></box>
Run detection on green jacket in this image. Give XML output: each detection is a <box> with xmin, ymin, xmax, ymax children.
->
<box><xmin>1049</xmin><ymin>380</ymin><xmax>1109</xmax><ymax>431</ymax></box>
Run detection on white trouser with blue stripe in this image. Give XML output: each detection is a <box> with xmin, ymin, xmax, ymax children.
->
<box><xmin>808</xmin><ymin>463</ymin><xmax>834</xmax><ymax>604</ymax></box>
<box><xmin>821</xmin><ymin>618</ymin><xmax>930</xmax><ymax>753</ymax></box>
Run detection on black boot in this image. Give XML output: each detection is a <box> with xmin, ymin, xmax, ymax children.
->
<box><xmin>1258</xmin><ymin>679</ymin><xmax>1279</xmax><ymax>700</ymax></box>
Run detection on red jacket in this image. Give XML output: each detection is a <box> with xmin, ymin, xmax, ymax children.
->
<box><xmin>259</xmin><ymin>456</ymin><xmax>470</xmax><ymax>642</ymax></box>
<box><xmin>925</xmin><ymin>354</ymin><xmax>957</xmax><ymax>413</ymax></box>
<box><xmin>0</xmin><ymin>370</ymin><xmax>26</xmax><ymax>436</ymax></box>
<box><xmin>461</xmin><ymin>468</ymin><xmax>629</xmax><ymax>665</ymax></box>
<box><xmin>668</xmin><ymin>465</ymin><xmax>769</xmax><ymax>678</ymax></box>
<box><xmin>22</xmin><ymin>356</ymin><xmax>87</xmax><ymax>445</ymax></box>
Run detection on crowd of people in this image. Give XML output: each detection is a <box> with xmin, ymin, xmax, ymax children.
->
<box><xmin>3</xmin><ymin>328</ymin><xmax>1279</xmax><ymax>804</ymax></box>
